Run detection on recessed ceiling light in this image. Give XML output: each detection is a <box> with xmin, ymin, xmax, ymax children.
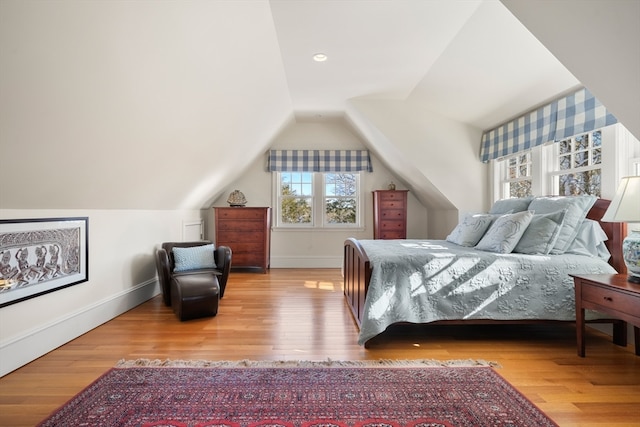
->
<box><xmin>313</xmin><ymin>53</ymin><xmax>328</xmax><ymax>62</ymax></box>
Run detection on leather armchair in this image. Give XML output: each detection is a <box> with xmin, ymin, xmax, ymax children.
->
<box><xmin>155</xmin><ymin>241</ymin><xmax>232</xmax><ymax>306</ymax></box>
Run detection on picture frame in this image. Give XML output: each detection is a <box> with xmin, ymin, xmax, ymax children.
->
<box><xmin>0</xmin><ymin>217</ymin><xmax>89</xmax><ymax>307</ymax></box>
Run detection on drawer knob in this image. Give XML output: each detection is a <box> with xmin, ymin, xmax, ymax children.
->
<box><xmin>604</xmin><ymin>296</ymin><xmax>613</xmax><ymax>302</ymax></box>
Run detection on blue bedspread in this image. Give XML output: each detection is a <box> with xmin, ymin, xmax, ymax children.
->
<box><xmin>357</xmin><ymin>239</ymin><xmax>617</xmax><ymax>345</ymax></box>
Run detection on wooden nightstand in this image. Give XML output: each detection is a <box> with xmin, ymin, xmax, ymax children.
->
<box><xmin>571</xmin><ymin>274</ymin><xmax>640</xmax><ymax>357</ymax></box>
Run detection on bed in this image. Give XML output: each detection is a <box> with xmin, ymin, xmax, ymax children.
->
<box><xmin>344</xmin><ymin>197</ymin><xmax>628</xmax><ymax>347</ymax></box>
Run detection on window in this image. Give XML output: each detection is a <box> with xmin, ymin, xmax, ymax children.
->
<box><xmin>502</xmin><ymin>152</ymin><xmax>532</xmax><ymax>198</ymax></box>
<box><xmin>275</xmin><ymin>172</ymin><xmax>361</xmax><ymax>228</ymax></box>
<box><xmin>324</xmin><ymin>173</ymin><xmax>358</xmax><ymax>225</ymax></box>
<box><xmin>552</xmin><ymin>130</ymin><xmax>602</xmax><ymax>197</ymax></box>
<box><xmin>279</xmin><ymin>172</ymin><xmax>313</xmax><ymax>225</ymax></box>
<box><xmin>493</xmin><ymin>124</ymin><xmax>638</xmax><ymax>201</ymax></box>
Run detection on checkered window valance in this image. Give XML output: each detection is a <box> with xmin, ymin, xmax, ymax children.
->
<box><xmin>268</xmin><ymin>150</ymin><xmax>373</xmax><ymax>172</ymax></box>
<box><xmin>480</xmin><ymin>88</ymin><xmax>617</xmax><ymax>163</ymax></box>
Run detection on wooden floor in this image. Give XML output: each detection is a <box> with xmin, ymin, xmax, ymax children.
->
<box><xmin>1</xmin><ymin>268</ymin><xmax>639</xmax><ymax>426</ymax></box>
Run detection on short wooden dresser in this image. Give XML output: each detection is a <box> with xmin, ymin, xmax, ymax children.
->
<box><xmin>372</xmin><ymin>190</ymin><xmax>408</xmax><ymax>239</ymax></box>
<box><xmin>214</xmin><ymin>207</ymin><xmax>271</xmax><ymax>272</ymax></box>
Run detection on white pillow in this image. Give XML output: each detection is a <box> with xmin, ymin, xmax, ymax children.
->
<box><xmin>513</xmin><ymin>209</ymin><xmax>567</xmax><ymax>255</ymax></box>
<box><xmin>475</xmin><ymin>210</ymin><xmax>534</xmax><ymax>254</ymax></box>
<box><xmin>446</xmin><ymin>214</ymin><xmax>496</xmax><ymax>247</ymax></box>
<box><xmin>528</xmin><ymin>195</ymin><xmax>597</xmax><ymax>254</ymax></box>
<box><xmin>564</xmin><ymin>219</ymin><xmax>611</xmax><ymax>261</ymax></box>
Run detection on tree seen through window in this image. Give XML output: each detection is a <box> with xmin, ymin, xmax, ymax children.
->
<box><xmin>277</xmin><ymin>172</ymin><xmax>359</xmax><ymax>226</ymax></box>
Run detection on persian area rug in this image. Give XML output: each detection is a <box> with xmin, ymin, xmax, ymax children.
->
<box><xmin>38</xmin><ymin>359</ymin><xmax>558</xmax><ymax>427</ymax></box>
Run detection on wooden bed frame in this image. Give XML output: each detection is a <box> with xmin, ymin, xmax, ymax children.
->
<box><xmin>343</xmin><ymin>198</ymin><xmax>627</xmax><ymax>345</ymax></box>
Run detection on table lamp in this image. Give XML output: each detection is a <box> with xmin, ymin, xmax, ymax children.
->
<box><xmin>601</xmin><ymin>176</ymin><xmax>640</xmax><ymax>283</ymax></box>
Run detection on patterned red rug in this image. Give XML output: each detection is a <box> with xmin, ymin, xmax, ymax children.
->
<box><xmin>38</xmin><ymin>359</ymin><xmax>557</xmax><ymax>427</ymax></box>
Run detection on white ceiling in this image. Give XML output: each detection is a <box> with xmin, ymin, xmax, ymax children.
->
<box><xmin>270</xmin><ymin>0</ymin><xmax>579</xmax><ymax>130</ymax></box>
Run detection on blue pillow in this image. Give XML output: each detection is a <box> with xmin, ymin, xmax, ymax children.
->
<box><xmin>489</xmin><ymin>197</ymin><xmax>534</xmax><ymax>214</ymax></box>
<box><xmin>475</xmin><ymin>210</ymin><xmax>534</xmax><ymax>254</ymax></box>
<box><xmin>173</xmin><ymin>244</ymin><xmax>217</xmax><ymax>272</ymax></box>
<box><xmin>513</xmin><ymin>209</ymin><xmax>567</xmax><ymax>255</ymax></box>
<box><xmin>446</xmin><ymin>213</ymin><xmax>496</xmax><ymax>247</ymax></box>
<box><xmin>528</xmin><ymin>195</ymin><xmax>597</xmax><ymax>254</ymax></box>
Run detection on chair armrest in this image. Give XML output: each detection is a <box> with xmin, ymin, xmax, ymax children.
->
<box><xmin>214</xmin><ymin>245</ymin><xmax>232</xmax><ymax>298</ymax></box>
<box><xmin>155</xmin><ymin>248</ymin><xmax>172</xmax><ymax>306</ymax></box>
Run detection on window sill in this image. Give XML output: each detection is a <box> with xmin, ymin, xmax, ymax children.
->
<box><xmin>273</xmin><ymin>227</ymin><xmax>365</xmax><ymax>233</ymax></box>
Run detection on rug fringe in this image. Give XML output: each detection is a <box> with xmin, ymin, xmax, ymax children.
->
<box><xmin>115</xmin><ymin>358</ymin><xmax>500</xmax><ymax>368</ymax></box>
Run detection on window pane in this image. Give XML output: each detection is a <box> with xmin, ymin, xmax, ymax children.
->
<box><xmin>559</xmin><ymin>139</ymin><xmax>571</xmax><ymax>154</ymax></box>
<box><xmin>281</xmin><ymin>172</ymin><xmax>312</xmax><ymax>196</ymax></box>
<box><xmin>574</xmin><ymin>151</ymin><xmax>588</xmax><ymax>168</ymax></box>
<box><xmin>281</xmin><ymin>197</ymin><xmax>312</xmax><ymax>223</ymax></box>
<box><xmin>592</xmin><ymin>148</ymin><xmax>602</xmax><ymax>165</ymax></box>
<box><xmin>559</xmin><ymin>155</ymin><xmax>571</xmax><ymax>170</ymax></box>
<box><xmin>326</xmin><ymin>173</ymin><xmax>356</xmax><ymax>197</ymax></box>
<box><xmin>325</xmin><ymin>198</ymin><xmax>356</xmax><ymax>224</ymax></box>
<box><xmin>301</xmin><ymin>183</ymin><xmax>312</xmax><ymax>195</ymax></box>
<box><xmin>509</xmin><ymin>180</ymin><xmax>532</xmax><ymax>198</ymax></box>
<box><xmin>324</xmin><ymin>173</ymin><xmax>358</xmax><ymax>225</ymax></box>
<box><xmin>558</xmin><ymin>169</ymin><xmax>601</xmax><ymax>197</ymax></box>
<box><xmin>508</xmin><ymin>166</ymin><xmax>516</xmax><ymax>179</ymax></box>
<box><xmin>325</xmin><ymin>181</ymin><xmax>337</xmax><ymax>196</ymax></box>
<box><xmin>518</xmin><ymin>153</ymin><xmax>529</xmax><ymax>164</ymax></box>
<box><xmin>575</xmin><ymin>134</ymin><xmax>588</xmax><ymax>151</ymax></box>
<box><xmin>592</xmin><ymin>130</ymin><xmax>602</xmax><ymax>147</ymax></box>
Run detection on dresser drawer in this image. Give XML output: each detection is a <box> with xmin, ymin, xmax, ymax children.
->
<box><xmin>217</xmin><ymin>220</ymin><xmax>265</xmax><ymax>232</ymax></box>
<box><xmin>380</xmin><ymin>231</ymin><xmax>405</xmax><ymax>239</ymax></box>
<box><xmin>582</xmin><ymin>283</ymin><xmax>640</xmax><ymax>318</ymax></box>
<box><xmin>379</xmin><ymin>209</ymin><xmax>404</xmax><ymax>220</ymax></box>
<box><xmin>216</xmin><ymin>208</ymin><xmax>266</xmax><ymax>220</ymax></box>
<box><xmin>379</xmin><ymin>200</ymin><xmax>406</xmax><ymax>210</ymax></box>
<box><xmin>233</xmin><ymin>252</ymin><xmax>265</xmax><ymax>266</ymax></box>
<box><xmin>378</xmin><ymin>192</ymin><xmax>404</xmax><ymax>202</ymax></box>
<box><xmin>217</xmin><ymin>231</ymin><xmax>265</xmax><ymax>244</ymax></box>
<box><xmin>221</xmin><ymin>242</ymin><xmax>264</xmax><ymax>254</ymax></box>
<box><xmin>379</xmin><ymin>220</ymin><xmax>405</xmax><ymax>231</ymax></box>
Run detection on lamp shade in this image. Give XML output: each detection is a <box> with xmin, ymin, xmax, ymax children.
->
<box><xmin>601</xmin><ymin>176</ymin><xmax>640</xmax><ymax>223</ymax></box>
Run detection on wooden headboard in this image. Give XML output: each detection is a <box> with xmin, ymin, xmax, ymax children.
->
<box><xmin>587</xmin><ymin>198</ymin><xmax>627</xmax><ymax>274</ymax></box>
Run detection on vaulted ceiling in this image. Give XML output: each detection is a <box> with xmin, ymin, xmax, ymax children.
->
<box><xmin>1</xmin><ymin>0</ymin><xmax>638</xmax><ymax>210</ymax></box>
<box><xmin>271</xmin><ymin>0</ymin><xmax>581</xmax><ymax>130</ymax></box>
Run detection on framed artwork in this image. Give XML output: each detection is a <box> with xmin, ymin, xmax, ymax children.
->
<box><xmin>0</xmin><ymin>217</ymin><xmax>89</xmax><ymax>307</ymax></box>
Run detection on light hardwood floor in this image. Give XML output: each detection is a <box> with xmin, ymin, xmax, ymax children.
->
<box><xmin>1</xmin><ymin>268</ymin><xmax>639</xmax><ymax>426</ymax></box>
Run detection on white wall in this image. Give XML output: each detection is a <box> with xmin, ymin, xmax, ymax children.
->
<box><xmin>501</xmin><ymin>0</ymin><xmax>640</xmax><ymax>141</ymax></box>
<box><xmin>206</xmin><ymin>117</ymin><xmax>429</xmax><ymax>268</ymax></box>
<box><xmin>347</xmin><ymin>98</ymin><xmax>488</xmax><ymax>238</ymax></box>
<box><xmin>0</xmin><ymin>208</ymin><xmax>204</xmax><ymax>376</ymax></box>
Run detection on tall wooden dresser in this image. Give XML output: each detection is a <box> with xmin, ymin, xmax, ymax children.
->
<box><xmin>214</xmin><ymin>207</ymin><xmax>271</xmax><ymax>272</ymax></box>
<box><xmin>372</xmin><ymin>190</ymin><xmax>408</xmax><ymax>239</ymax></box>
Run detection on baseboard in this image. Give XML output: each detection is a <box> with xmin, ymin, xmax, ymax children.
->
<box><xmin>269</xmin><ymin>255</ymin><xmax>342</xmax><ymax>269</ymax></box>
<box><xmin>0</xmin><ymin>280</ymin><xmax>159</xmax><ymax>377</ymax></box>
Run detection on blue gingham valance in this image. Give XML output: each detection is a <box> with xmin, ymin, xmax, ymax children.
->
<box><xmin>480</xmin><ymin>88</ymin><xmax>617</xmax><ymax>163</ymax></box>
<box><xmin>268</xmin><ymin>150</ymin><xmax>373</xmax><ymax>172</ymax></box>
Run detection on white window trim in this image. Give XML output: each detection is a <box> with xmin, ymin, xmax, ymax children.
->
<box><xmin>271</xmin><ymin>172</ymin><xmax>365</xmax><ymax>231</ymax></box>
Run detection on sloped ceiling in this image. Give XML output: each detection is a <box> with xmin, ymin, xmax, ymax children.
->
<box><xmin>0</xmin><ymin>0</ymin><xmax>637</xmax><ymax>211</ymax></box>
<box><xmin>501</xmin><ymin>0</ymin><xmax>640</xmax><ymax>143</ymax></box>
